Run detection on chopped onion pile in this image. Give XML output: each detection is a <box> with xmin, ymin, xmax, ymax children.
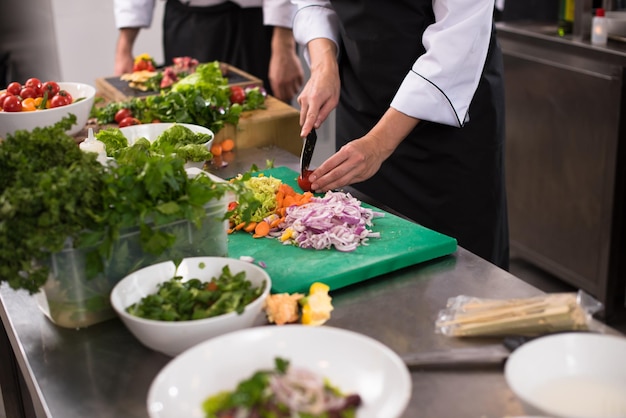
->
<box><xmin>269</xmin><ymin>191</ymin><xmax>384</xmax><ymax>252</ymax></box>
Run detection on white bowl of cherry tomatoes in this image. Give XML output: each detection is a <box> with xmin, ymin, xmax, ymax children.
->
<box><xmin>0</xmin><ymin>78</ymin><xmax>96</xmax><ymax>139</ymax></box>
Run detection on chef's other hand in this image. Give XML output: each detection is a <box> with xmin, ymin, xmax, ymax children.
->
<box><xmin>269</xmin><ymin>27</ymin><xmax>304</xmax><ymax>103</ymax></box>
<box><xmin>308</xmin><ymin>133</ymin><xmax>388</xmax><ymax>192</ymax></box>
<box><xmin>308</xmin><ymin>108</ymin><xmax>420</xmax><ymax>192</ymax></box>
<box><xmin>298</xmin><ymin>39</ymin><xmax>340</xmax><ymax>137</ymax></box>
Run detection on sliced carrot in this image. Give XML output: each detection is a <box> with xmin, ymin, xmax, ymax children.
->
<box><xmin>270</xmin><ymin>216</ymin><xmax>284</xmax><ymax>228</ymax></box>
<box><xmin>234</xmin><ymin>221</ymin><xmax>247</xmax><ymax>231</ymax></box>
<box><xmin>253</xmin><ymin>221</ymin><xmax>270</xmax><ymax>238</ymax></box>
<box><xmin>221</xmin><ymin>138</ymin><xmax>235</xmax><ymax>152</ymax></box>
<box><xmin>243</xmin><ymin>222</ymin><xmax>257</xmax><ymax>233</ymax></box>
<box><xmin>210</xmin><ymin>143</ymin><xmax>223</xmax><ymax>156</ymax></box>
<box><xmin>283</xmin><ymin>195</ymin><xmax>296</xmax><ymax>207</ymax></box>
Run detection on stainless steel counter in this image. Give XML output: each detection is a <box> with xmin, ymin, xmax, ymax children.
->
<box><xmin>0</xmin><ymin>146</ymin><xmax>617</xmax><ymax>418</ymax></box>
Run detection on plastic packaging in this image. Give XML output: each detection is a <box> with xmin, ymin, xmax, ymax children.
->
<box><xmin>591</xmin><ymin>8</ymin><xmax>608</xmax><ymax>46</ymax></box>
<box><xmin>435</xmin><ymin>290</ymin><xmax>604</xmax><ymax>337</ymax></box>
<box><xmin>36</xmin><ymin>198</ymin><xmax>229</xmax><ymax>329</ymax></box>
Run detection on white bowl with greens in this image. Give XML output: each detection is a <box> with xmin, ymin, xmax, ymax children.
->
<box><xmin>95</xmin><ymin>123</ymin><xmax>214</xmax><ymax>167</ymax></box>
<box><xmin>110</xmin><ymin>256</ymin><xmax>271</xmax><ymax>356</ymax></box>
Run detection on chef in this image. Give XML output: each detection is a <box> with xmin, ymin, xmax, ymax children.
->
<box><xmin>113</xmin><ymin>0</ymin><xmax>303</xmax><ymax>102</ymax></box>
<box><xmin>292</xmin><ymin>0</ymin><xmax>509</xmax><ymax>269</ymax></box>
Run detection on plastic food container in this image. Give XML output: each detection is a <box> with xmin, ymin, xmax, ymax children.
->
<box><xmin>35</xmin><ymin>198</ymin><xmax>229</xmax><ymax>329</ymax></box>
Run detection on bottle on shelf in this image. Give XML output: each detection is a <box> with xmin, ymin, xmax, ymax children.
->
<box><xmin>558</xmin><ymin>0</ymin><xmax>575</xmax><ymax>36</ymax></box>
<box><xmin>591</xmin><ymin>8</ymin><xmax>608</xmax><ymax>45</ymax></box>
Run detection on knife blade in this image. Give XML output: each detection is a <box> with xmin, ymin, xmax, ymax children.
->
<box><xmin>299</xmin><ymin>128</ymin><xmax>317</xmax><ymax>177</ymax></box>
<box><xmin>401</xmin><ymin>336</ymin><xmax>529</xmax><ymax>370</ymax></box>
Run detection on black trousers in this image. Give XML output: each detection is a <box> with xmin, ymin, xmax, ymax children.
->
<box><xmin>164</xmin><ymin>0</ymin><xmax>274</xmax><ymax>95</ymax></box>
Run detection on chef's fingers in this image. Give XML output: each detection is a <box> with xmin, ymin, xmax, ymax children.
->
<box><xmin>310</xmin><ymin>138</ymin><xmax>383</xmax><ymax>191</ymax></box>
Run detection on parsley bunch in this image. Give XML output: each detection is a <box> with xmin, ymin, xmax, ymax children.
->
<box><xmin>0</xmin><ymin>116</ymin><xmax>260</xmax><ymax>294</ymax></box>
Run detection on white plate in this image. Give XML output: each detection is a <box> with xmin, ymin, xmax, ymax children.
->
<box><xmin>147</xmin><ymin>325</ymin><xmax>412</xmax><ymax>418</ymax></box>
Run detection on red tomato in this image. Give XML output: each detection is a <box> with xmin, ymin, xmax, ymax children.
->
<box><xmin>2</xmin><ymin>96</ymin><xmax>22</xmax><ymax>112</ymax></box>
<box><xmin>0</xmin><ymin>92</ymin><xmax>13</xmax><ymax>109</ymax></box>
<box><xmin>19</xmin><ymin>87</ymin><xmax>38</xmax><ymax>99</ymax></box>
<box><xmin>114</xmin><ymin>108</ymin><xmax>132</xmax><ymax>124</ymax></box>
<box><xmin>57</xmin><ymin>90</ymin><xmax>73</xmax><ymax>104</ymax></box>
<box><xmin>41</xmin><ymin>81</ymin><xmax>60</xmax><ymax>97</ymax></box>
<box><xmin>118</xmin><ymin>117</ymin><xmax>141</xmax><ymax>127</ymax></box>
<box><xmin>50</xmin><ymin>94</ymin><xmax>69</xmax><ymax>108</ymax></box>
<box><xmin>6</xmin><ymin>82</ymin><xmax>21</xmax><ymax>96</ymax></box>
<box><xmin>297</xmin><ymin>169</ymin><xmax>314</xmax><ymax>192</ymax></box>
<box><xmin>24</xmin><ymin>78</ymin><xmax>43</xmax><ymax>96</ymax></box>
<box><xmin>229</xmin><ymin>86</ymin><xmax>246</xmax><ymax>105</ymax></box>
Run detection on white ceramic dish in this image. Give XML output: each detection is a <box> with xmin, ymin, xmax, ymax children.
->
<box><xmin>505</xmin><ymin>332</ymin><xmax>626</xmax><ymax>418</ymax></box>
<box><xmin>119</xmin><ymin>122</ymin><xmax>214</xmax><ymax>150</ymax></box>
<box><xmin>0</xmin><ymin>81</ymin><xmax>96</xmax><ymax>138</ymax></box>
<box><xmin>118</xmin><ymin>122</ymin><xmax>214</xmax><ymax>169</ymax></box>
<box><xmin>147</xmin><ymin>325</ymin><xmax>412</xmax><ymax>418</ymax></box>
<box><xmin>110</xmin><ymin>256</ymin><xmax>270</xmax><ymax>357</ymax></box>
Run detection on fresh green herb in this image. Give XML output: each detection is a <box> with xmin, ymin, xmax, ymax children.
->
<box><xmin>126</xmin><ymin>264</ymin><xmax>265</xmax><ymax>321</ymax></box>
<box><xmin>0</xmin><ymin>116</ymin><xmax>259</xmax><ymax>294</ymax></box>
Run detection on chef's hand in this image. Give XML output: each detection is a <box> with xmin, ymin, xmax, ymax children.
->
<box><xmin>309</xmin><ymin>108</ymin><xmax>421</xmax><ymax>192</ymax></box>
<box><xmin>269</xmin><ymin>27</ymin><xmax>304</xmax><ymax>103</ymax></box>
<box><xmin>298</xmin><ymin>39</ymin><xmax>340</xmax><ymax>137</ymax></box>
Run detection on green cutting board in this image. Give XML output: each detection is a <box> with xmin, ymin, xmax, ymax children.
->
<box><xmin>227</xmin><ymin>167</ymin><xmax>457</xmax><ymax>293</ymax></box>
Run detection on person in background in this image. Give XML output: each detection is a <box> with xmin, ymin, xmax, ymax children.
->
<box><xmin>292</xmin><ymin>0</ymin><xmax>510</xmax><ymax>269</ymax></box>
<box><xmin>113</xmin><ymin>0</ymin><xmax>304</xmax><ymax>102</ymax></box>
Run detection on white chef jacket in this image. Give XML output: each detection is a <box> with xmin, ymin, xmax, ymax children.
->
<box><xmin>114</xmin><ymin>0</ymin><xmax>295</xmax><ymax>31</ymax></box>
<box><xmin>291</xmin><ymin>0</ymin><xmax>495</xmax><ymax>128</ymax></box>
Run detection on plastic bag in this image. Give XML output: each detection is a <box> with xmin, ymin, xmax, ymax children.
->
<box><xmin>435</xmin><ymin>290</ymin><xmax>604</xmax><ymax>337</ymax></box>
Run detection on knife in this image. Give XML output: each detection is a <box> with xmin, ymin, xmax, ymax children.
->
<box><xmin>401</xmin><ymin>336</ymin><xmax>529</xmax><ymax>370</ymax></box>
<box><xmin>299</xmin><ymin>128</ymin><xmax>317</xmax><ymax>177</ymax></box>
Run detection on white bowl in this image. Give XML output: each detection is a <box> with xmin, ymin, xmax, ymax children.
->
<box><xmin>505</xmin><ymin>332</ymin><xmax>626</xmax><ymax>418</ymax></box>
<box><xmin>110</xmin><ymin>256</ymin><xmax>270</xmax><ymax>357</ymax></box>
<box><xmin>147</xmin><ymin>325</ymin><xmax>412</xmax><ymax>418</ymax></box>
<box><xmin>119</xmin><ymin>122</ymin><xmax>214</xmax><ymax>150</ymax></box>
<box><xmin>0</xmin><ymin>82</ymin><xmax>96</xmax><ymax>138</ymax></box>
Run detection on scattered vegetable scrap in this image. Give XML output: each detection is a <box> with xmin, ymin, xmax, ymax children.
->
<box><xmin>264</xmin><ymin>282</ymin><xmax>333</xmax><ymax>326</ymax></box>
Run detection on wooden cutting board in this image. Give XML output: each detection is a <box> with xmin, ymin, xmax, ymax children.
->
<box><xmin>227</xmin><ymin>167</ymin><xmax>458</xmax><ymax>293</ymax></box>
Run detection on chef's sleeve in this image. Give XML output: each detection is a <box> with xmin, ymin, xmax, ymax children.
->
<box><xmin>291</xmin><ymin>0</ymin><xmax>341</xmax><ymax>64</ymax></box>
<box><xmin>263</xmin><ymin>0</ymin><xmax>297</xmax><ymax>28</ymax></box>
<box><xmin>114</xmin><ymin>0</ymin><xmax>156</xmax><ymax>29</ymax></box>
<box><xmin>390</xmin><ymin>0</ymin><xmax>494</xmax><ymax>127</ymax></box>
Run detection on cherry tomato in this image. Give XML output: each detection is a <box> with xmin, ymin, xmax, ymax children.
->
<box><xmin>229</xmin><ymin>86</ymin><xmax>246</xmax><ymax>105</ymax></box>
<box><xmin>24</xmin><ymin>78</ymin><xmax>43</xmax><ymax>96</ymax></box>
<box><xmin>50</xmin><ymin>94</ymin><xmax>69</xmax><ymax>108</ymax></box>
<box><xmin>0</xmin><ymin>92</ymin><xmax>13</xmax><ymax>109</ymax></box>
<box><xmin>19</xmin><ymin>86</ymin><xmax>38</xmax><ymax>99</ymax></box>
<box><xmin>6</xmin><ymin>82</ymin><xmax>21</xmax><ymax>96</ymax></box>
<box><xmin>114</xmin><ymin>108</ymin><xmax>133</xmax><ymax>124</ymax></box>
<box><xmin>41</xmin><ymin>81</ymin><xmax>60</xmax><ymax>97</ymax></box>
<box><xmin>297</xmin><ymin>169</ymin><xmax>314</xmax><ymax>192</ymax></box>
<box><xmin>57</xmin><ymin>90</ymin><xmax>73</xmax><ymax>104</ymax></box>
<box><xmin>2</xmin><ymin>96</ymin><xmax>22</xmax><ymax>112</ymax></box>
<box><xmin>21</xmin><ymin>98</ymin><xmax>37</xmax><ymax>112</ymax></box>
<box><xmin>118</xmin><ymin>117</ymin><xmax>141</xmax><ymax>127</ymax></box>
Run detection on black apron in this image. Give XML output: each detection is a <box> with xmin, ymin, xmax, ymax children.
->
<box><xmin>164</xmin><ymin>0</ymin><xmax>274</xmax><ymax>95</ymax></box>
<box><xmin>331</xmin><ymin>0</ymin><xmax>510</xmax><ymax>269</ymax></box>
